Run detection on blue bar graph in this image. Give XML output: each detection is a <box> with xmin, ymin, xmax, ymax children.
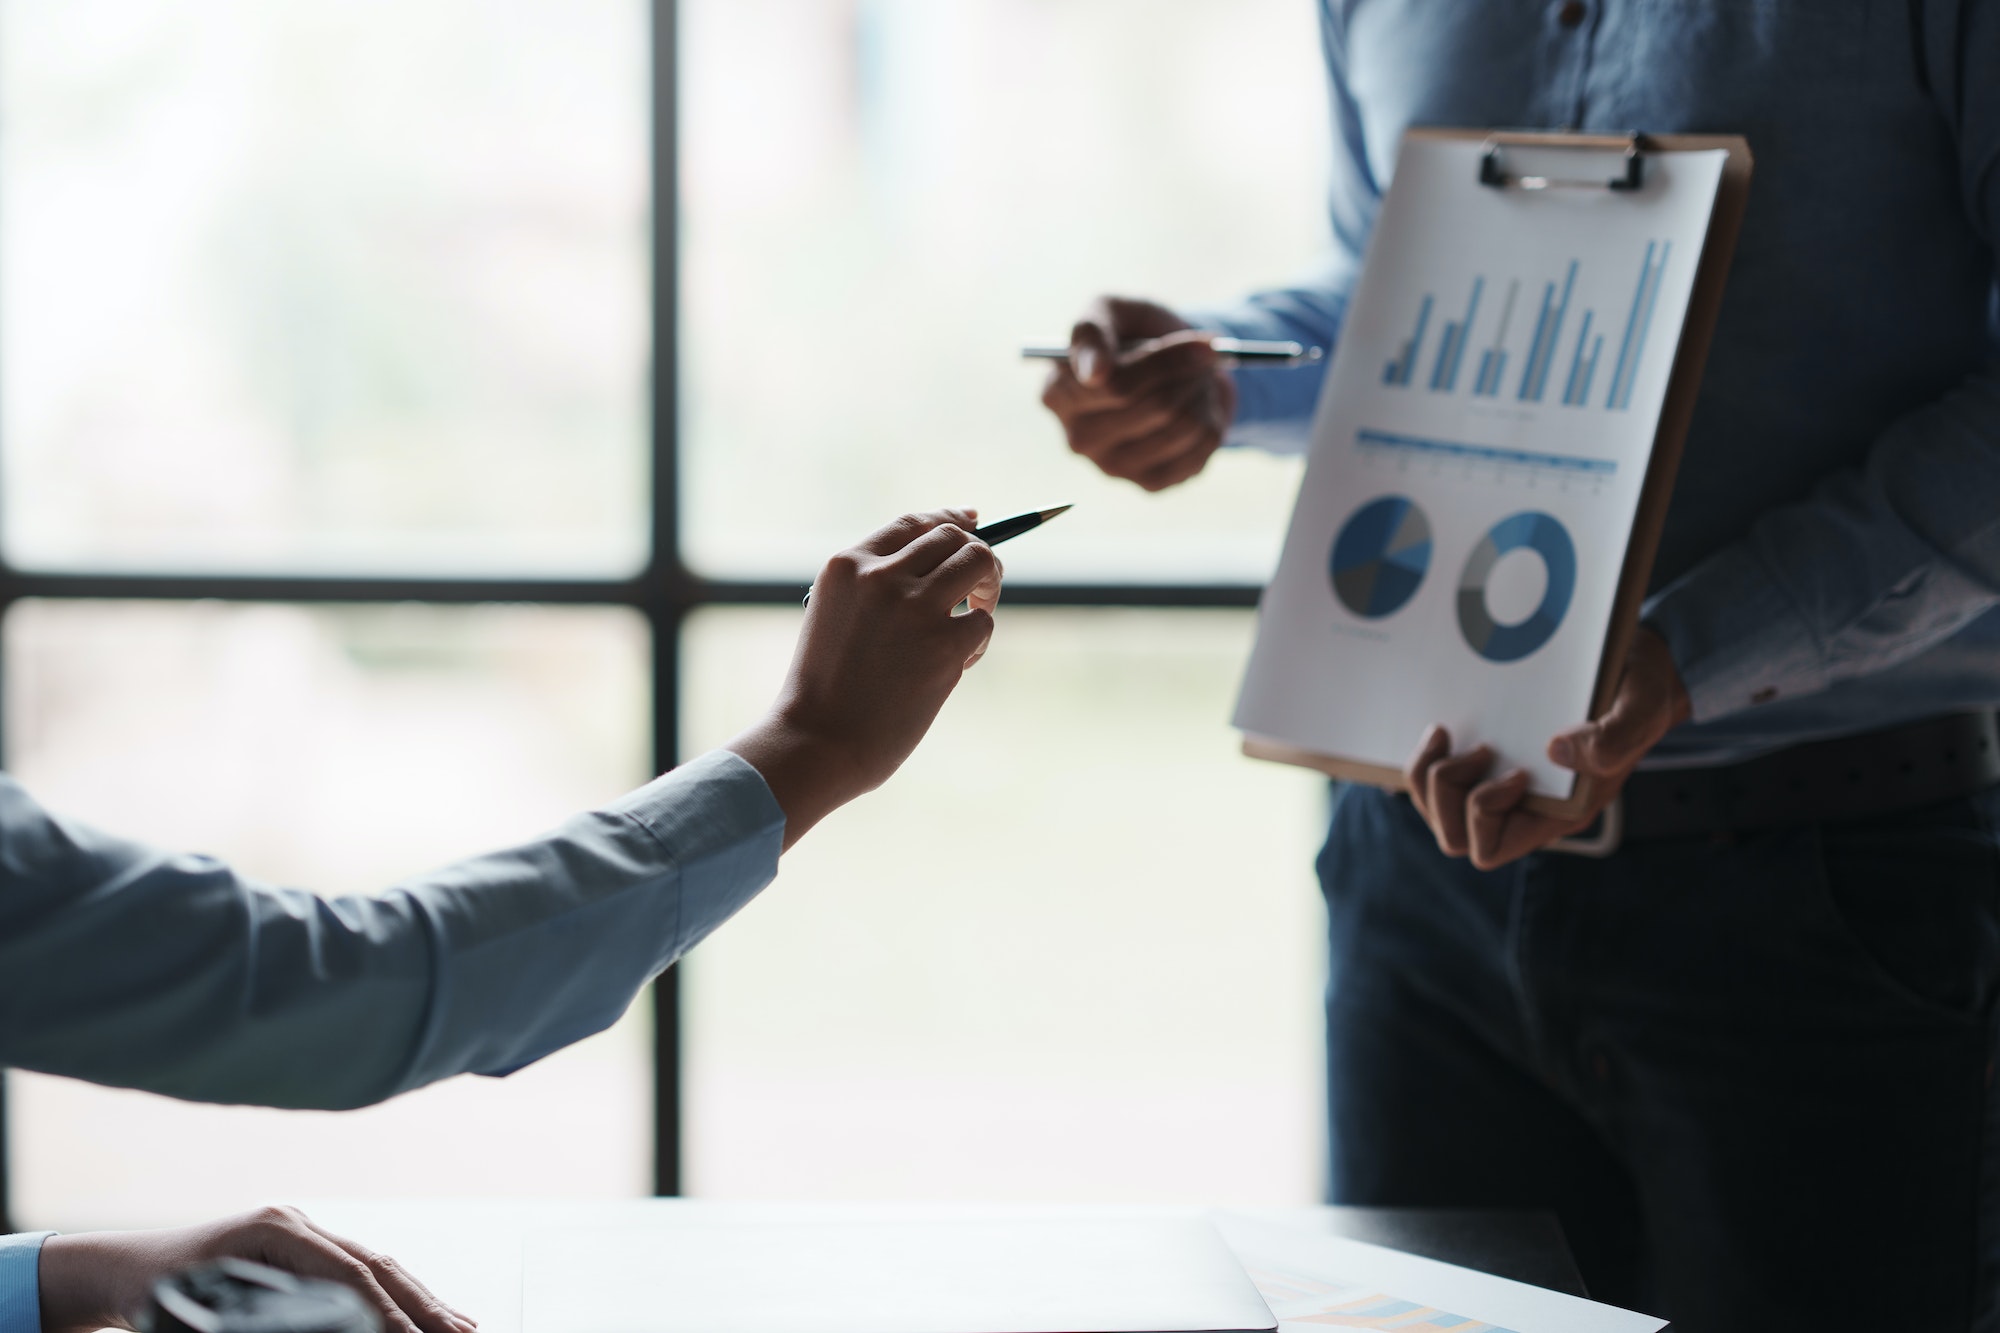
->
<box><xmin>1378</xmin><ymin>241</ymin><xmax>1669</xmax><ymax>414</ymax></box>
<box><xmin>1383</xmin><ymin>295</ymin><xmax>1434</xmax><ymax>386</ymax></box>
<box><xmin>1518</xmin><ymin>261</ymin><xmax>1578</xmax><ymax>402</ymax></box>
<box><xmin>1514</xmin><ymin>282</ymin><xmax>1554</xmax><ymax>399</ymax></box>
<box><xmin>1606</xmin><ymin>241</ymin><xmax>1671</xmax><ymax>410</ymax></box>
<box><xmin>1561</xmin><ymin>311</ymin><xmax>1596</xmax><ymax>406</ymax></box>
<box><xmin>1472</xmin><ymin>279</ymin><xmax>1519</xmax><ymax>398</ymax></box>
<box><xmin>1428</xmin><ymin>277</ymin><xmax>1484</xmax><ymax>392</ymax></box>
<box><xmin>1570</xmin><ymin>334</ymin><xmax>1605</xmax><ymax>405</ymax></box>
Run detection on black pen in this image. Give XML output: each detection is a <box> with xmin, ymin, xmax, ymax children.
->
<box><xmin>1022</xmin><ymin>337</ymin><xmax>1323</xmax><ymax>367</ymax></box>
<box><xmin>801</xmin><ymin>506</ymin><xmax>1072</xmax><ymax>606</ymax></box>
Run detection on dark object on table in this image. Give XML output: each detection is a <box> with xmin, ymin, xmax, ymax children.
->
<box><xmin>145</xmin><ymin>1258</ymin><xmax>380</xmax><ymax>1333</ymax></box>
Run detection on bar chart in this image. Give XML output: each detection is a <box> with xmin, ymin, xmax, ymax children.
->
<box><xmin>1380</xmin><ymin>240</ymin><xmax>1670</xmax><ymax>412</ymax></box>
<box><xmin>1354</xmin><ymin>428</ymin><xmax>1617</xmax><ymax>493</ymax></box>
<box><xmin>1380</xmin><ymin>295</ymin><xmax>1433</xmax><ymax>386</ymax></box>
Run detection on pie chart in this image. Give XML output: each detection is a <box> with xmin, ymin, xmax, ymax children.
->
<box><xmin>1330</xmin><ymin>496</ymin><xmax>1432</xmax><ymax>619</ymax></box>
<box><xmin>1457</xmin><ymin>511</ymin><xmax>1577</xmax><ymax>663</ymax></box>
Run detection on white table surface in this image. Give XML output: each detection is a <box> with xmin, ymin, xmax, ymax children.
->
<box><xmin>301</xmin><ymin>1200</ymin><xmax>1343</xmax><ymax>1333</ymax></box>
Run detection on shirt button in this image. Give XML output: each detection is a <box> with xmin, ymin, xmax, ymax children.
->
<box><xmin>1557</xmin><ymin>0</ymin><xmax>1588</xmax><ymax>27</ymax></box>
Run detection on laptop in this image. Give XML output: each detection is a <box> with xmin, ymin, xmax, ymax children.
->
<box><xmin>522</xmin><ymin>1216</ymin><xmax>1278</xmax><ymax>1333</ymax></box>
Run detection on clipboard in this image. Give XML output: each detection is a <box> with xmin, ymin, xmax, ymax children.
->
<box><xmin>1238</xmin><ymin>128</ymin><xmax>1753</xmax><ymax>822</ymax></box>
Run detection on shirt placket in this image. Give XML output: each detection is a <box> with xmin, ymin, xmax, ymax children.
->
<box><xmin>1532</xmin><ymin>0</ymin><xmax>1605</xmax><ymax>130</ymax></box>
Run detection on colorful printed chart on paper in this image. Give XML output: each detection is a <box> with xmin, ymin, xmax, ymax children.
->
<box><xmin>1236</xmin><ymin>136</ymin><xmax>1728</xmax><ymax>793</ymax></box>
<box><xmin>1249</xmin><ymin>1264</ymin><xmax>1520</xmax><ymax>1331</ymax></box>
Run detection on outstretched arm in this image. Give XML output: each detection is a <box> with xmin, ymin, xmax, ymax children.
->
<box><xmin>0</xmin><ymin>510</ymin><xmax>1002</xmax><ymax>1110</ymax></box>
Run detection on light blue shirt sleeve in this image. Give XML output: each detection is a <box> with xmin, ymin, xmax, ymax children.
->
<box><xmin>0</xmin><ymin>749</ymin><xmax>784</xmax><ymax>1110</ymax></box>
<box><xmin>0</xmin><ymin>1232</ymin><xmax>53</xmax><ymax>1333</ymax></box>
<box><xmin>1181</xmin><ymin>0</ymin><xmax>1369</xmax><ymax>457</ymax></box>
<box><xmin>1645</xmin><ymin>371</ymin><xmax>2000</xmax><ymax>723</ymax></box>
<box><xmin>1643</xmin><ymin>7</ymin><xmax>2000</xmax><ymax>725</ymax></box>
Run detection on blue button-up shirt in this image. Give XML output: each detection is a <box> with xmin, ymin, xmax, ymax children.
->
<box><xmin>1201</xmin><ymin>0</ymin><xmax>2000</xmax><ymax>765</ymax></box>
<box><xmin>0</xmin><ymin>750</ymin><xmax>784</xmax><ymax>1333</ymax></box>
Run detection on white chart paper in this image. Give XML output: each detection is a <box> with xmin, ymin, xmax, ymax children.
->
<box><xmin>1235</xmin><ymin>138</ymin><xmax>1727</xmax><ymax>793</ymax></box>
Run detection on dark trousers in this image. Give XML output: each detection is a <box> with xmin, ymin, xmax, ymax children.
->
<box><xmin>1319</xmin><ymin>783</ymin><xmax>2000</xmax><ymax>1332</ymax></box>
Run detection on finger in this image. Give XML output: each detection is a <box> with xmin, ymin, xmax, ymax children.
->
<box><xmin>263</xmin><ymin>1230</ymin><xmax>423</xmax><ymax>1333</ymax></box>
<box><xmin>1135</xmin><ymin>441</ymin><xmax>1220</xmax><ymax>492</ymax></box>
<box><xmin>925</xmin><ymin>540</ymin><xmax>1002</xmax><ymax>611</ymax></box>
<box><xmin>1097</xmin><ymin>296</ymin><xmax>1192</xmax><ymax>341</ymax></box>
<box><xmin>307</xmin><ymin>1222</ymin><xmax>474</xmax><ymax>1333</ymax></box>
<box><xmin>963</xmin><ymin>553</ymin><xmax>1004</xmax><ymax>614</ymax></box>
<box><xmin>339</xmin><ymin>1245</ymin><xmax>470</xmax><ymax>1333</ymax></box>
<box><xmin>951</xmin><ymin>606</ymin><xmax>997</xmax><ymax>668</ymax></box>
<box><xmin>1403</xmin><ymin>725</ymin><xmax>1451</xmax><ymax>822</ymax></box>
<box><xmin>1466</xmin><ymin>769</ymin><xmax>1535</xmax><ymax>869</ymax></box>
<box><xmin>1069</xmin><ymin>318</ymin><xmax>1116</xmax><ymax>388</ymax></box>
<box><xmin>1105</xmin><ymin>336</ymin><xmax>1219</xmax><ymax>401</ymax></box>
<box><xmin>1425</xmin><ymin>746</ymin><xmax>1496</xmax><ymax>858</ymax></box>
<box><xmin>853</xmin><ymin>509</ymin><xmax>979</xmax><ymax>558</ymax></box>
<box><xmin>1041</xmin><ymin>362</ymin><xmax>1096</xmax><ymax>418</ymax></box>
<box><xmin>889</xmin><ymin>522</ymin><xmax>976</xmax><ymax>578</ymax></box>
<box><xmin>1085</xmin><ymin>415</ymin><xmax>1206</xmax><ymax>481</ymax></box>
<box><xmin>1547</xmin><ymin>687</ymin><xmax>1657</xmax><ymax>778</ymax></box>
<box><xmin>1130</xmin><ymin>424</ymin><xmax>1223</xmax><ymax>492</ymax></box>
<box><xmin>1087</xmin><ymin>378</ymin><xmax>1216</xmax><ymax>473</ymax></box>
<box><xmin>1064</xmin><ymin>387</ymin><xmax>1200</xmax><ymax>462</ymax></box>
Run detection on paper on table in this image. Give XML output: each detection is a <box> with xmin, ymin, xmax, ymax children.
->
<box><xmin>1213</xmin><ymin>1214</ymin><xmax>1665</xmax><ymax>1333</ymax></box>
<box><xmin>523</xmin><ymin>1216</ymin><xmax>1278</xmax><ymax>1333</ymax></box>
<box><xmin>1234</xmin><ymin>137</ymin><xmax>1728</xmax><ymax>795</ymax></box>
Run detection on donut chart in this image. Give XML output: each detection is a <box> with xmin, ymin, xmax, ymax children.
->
<box><xmin>1457</xmin><ymin>511</ymin><xmax>1576</xmax><ymax>663</ymax></box>
<box><xmin>1330</xmin><ymin>496</ymin><xmax>1432</xmax><ymax>619</ymax></box>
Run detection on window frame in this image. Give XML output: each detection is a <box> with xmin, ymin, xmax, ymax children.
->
<box><xmin>0</xmin><ymin>0</ymin><xmax>1261</xmax><ymax>1229</ymax></box>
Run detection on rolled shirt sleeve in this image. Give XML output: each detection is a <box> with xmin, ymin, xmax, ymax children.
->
<box><xmin>0</xmin><ymin>1233</ymin><xmax>52</xmax><ymax>1333</ymax></box>
<box><xmin>1645</xmin><ymin>373</ymin><xmax>2000</xmax><ymax>722</ymax></box>
<box><xmin>0</xmin><ymin>749</ymin><xmax>784</xmax><ymax>1110</ymax></box>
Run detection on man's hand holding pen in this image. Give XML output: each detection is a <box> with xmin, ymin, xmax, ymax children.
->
<box><xmin>728</xmin><ymin>509</ymin><xmax>1003</xmax><ymax>849</ymax></box>
<box><xmin>1040</xmin><ymin>297</ymin><xmax>1238</xmax><ymax>493</ymax></box>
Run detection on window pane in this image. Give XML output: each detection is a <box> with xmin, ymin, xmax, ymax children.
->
<box><xmin>680</xmin><ymin>0</ymin><xmax>1325</xmax><ymax>583</ymax></box>
<box><xmin>680</xmin><ymin>608</ymin><xmax>1327</xmax><ymax>1203</ymax></box>
<box><xmin>5</xmin><ymin>600</ymin><xmax>653</xmax><ymax>1231</ymax></box>
<box><xmin>0</xmin><ymin>1</ymin><xmax>649</xmax><ymax>576</ymax></box>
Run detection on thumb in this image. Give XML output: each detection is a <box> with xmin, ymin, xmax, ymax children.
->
<box><xmin>1069</xmin><ymin>318</ymin><xmax>1115</xmax><ymax>388</ymax></box>
<box><xmin>952</xmin><ymin>606</ymin><xmax>996</xmax><ymax>668</ymax></box>
<box><xmin>1548</xmin><ymin>690</ymin><xmax>1656</xmax><ymax>777</ymax></box>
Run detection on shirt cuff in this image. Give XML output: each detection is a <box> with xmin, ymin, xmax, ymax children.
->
<box><xmin>607</xmin><ymin>748</ymin><xmax>787</xmax><ymax>955</ymax></box>
<box><xmin>0</xmin><ymin>1233</ymin><xmax>55</xmax><ymax>1333</ymax></box>
<box><xmin>1180</xmin><ymin>306</ymin><xmax>1329</xmax><ymax>448</ymax></box>
<box><xmin>1643</xmin><ymin>546</ymin><xmax>1834</xmax><ymax>724</ymax></box>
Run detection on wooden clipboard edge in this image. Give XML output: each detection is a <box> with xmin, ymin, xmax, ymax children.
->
<box><xmin>1244</xmin><ymin>129</ymin><xmax>1755</xmax><ymax>824</ymax></box>
<box><xmin>1585</xmin><ymin>133</ymin><xmax>1754</xmax><ymax>779</ymax></box>
<box><xmin>1242</xmin><ymin>734</ymin><xmax>1410</xmax><ymax>792</ymax></box>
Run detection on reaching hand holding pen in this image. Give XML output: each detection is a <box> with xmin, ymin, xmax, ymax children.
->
<box><xmin>14</xmin><ymin>512</ymin><xmax>1010</xmax><ymax>1333</ymax></box>
<box><xmin>727</xmin><ymin>509</ymin><xmax>1003</xmax><ymax>850</ymax></box>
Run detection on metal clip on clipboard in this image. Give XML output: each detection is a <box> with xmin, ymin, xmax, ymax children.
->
<box><xmin>1481</xmin><ymin>128</ymin><xmax>1644</xmax><ymax>856</ymax></box>
<box><xmin>1478</xmin><ymin>132</ymin><xmax>1647</xmax><ymax>192</ymax></box>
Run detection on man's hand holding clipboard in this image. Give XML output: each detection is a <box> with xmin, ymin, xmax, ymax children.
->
<box><xmin>1402</xmin><ymin>624</ymin><xmax>1690</xmax><ymax>867</ymax></box>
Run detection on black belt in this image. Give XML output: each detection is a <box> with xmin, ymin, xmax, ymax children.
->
<box><xmin>1608</xmin><ymin>710</ymin><xmax>2000</xmax><ymax>843</ymax></box>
